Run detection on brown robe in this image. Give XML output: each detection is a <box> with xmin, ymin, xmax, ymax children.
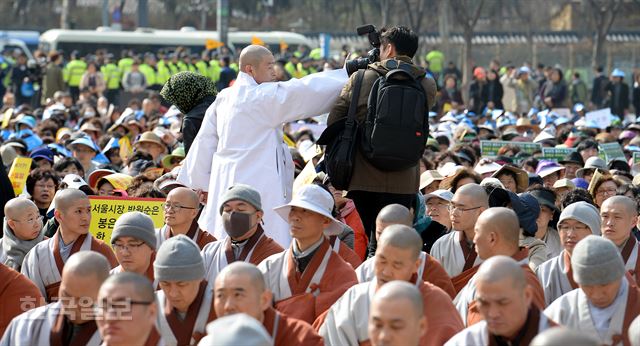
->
<box><xmin>49</xmin><ymin>314</ymin><xmax>98</xmax><ymax>346</ymax></box>
<box><xmin>162</xmin><ymin>280</ymin><xmax>215</xmax><ymax>345</ymax></box>
<box><xmin>0</xmin><ymin>264</ymin><xmax>45</xmax><ymax>336</ymax></box>
<box><xmin>46</xmin><ymin>232</ymin><xmax>117</xmax><ymax>302</ymax></box>
<box><xmin>164</xmin><ymin>218</ymin><xmax>217</xmax><ymax>250</ymax></box>
<box><xmin>112</xmin><ymin>252</ymin><xmax>157</xmax><ymax>289</ymax></box>
<box><xmin>487</xmin><ymin>307</ymin><xmax>549</xmax><ymax>346</ymax></box>
<box><xmin>329</xmin><ymin>235</ymin><xmax>362</xmax><ymax>269</ymax></box>
<box><xmin>451</xmin><ymin>235</ymin><xmax>481</xmax><ymax>293</ymax></box>
<box><xmin>263</xmin><ymin>307</ymin><xmax>324</xmax><ymax>346</ymax></box>
<box><xmin>621</xmin><ymin>237</ymin><xmax>640</xmax><ymax>286</ymax></box>
<box><xmin>466</xmin><ymin>249</ymin><xmax>546</xmax><ymax>326</ymax></box>
<box><xmin>417</xmin><ymin>254</ymin><xmax>456</xmax><ymax>299</ymax></box>
<box><xmin>611</xmin><ymin>283</ymin><xmax>640</xmax><ymax>346</ymax></box>
<box><xmin>418</xmin><ymin>281</ymin><xmax>465</xmax><ymax>346</ymax></box>
<box><xmin>269</xmin><ymin>238</ymin><xmax>358</xmax><ymax>324</ymax></box>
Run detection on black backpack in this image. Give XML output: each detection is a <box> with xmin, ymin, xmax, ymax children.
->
<box><xmin>360</xmin><ymin>61</ymin><xmax>428</xmax><ymax>171</ymax></box>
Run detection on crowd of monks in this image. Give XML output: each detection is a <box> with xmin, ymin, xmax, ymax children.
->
<box><xmin>1</xmin><ymin>179</ymin><xmax>640</xmax><ymax>345</ymax></box>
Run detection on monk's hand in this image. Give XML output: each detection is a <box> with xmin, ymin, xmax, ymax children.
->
<box><xmin>195</xmin><ymin>189</ymin><xmax>208</xmax><ymax>205</ymax></box>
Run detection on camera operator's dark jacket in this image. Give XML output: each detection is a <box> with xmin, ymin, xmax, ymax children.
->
<box><xmin>327</xmin><ymin>56</ymin><xmax>437</xmax><ymax>194</ymax></box>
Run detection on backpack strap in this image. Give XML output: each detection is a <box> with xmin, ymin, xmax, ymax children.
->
<box><xmin>343</xmin><ymin>69</ymin><xmax>365</xmax><ymax>138</ymax></box>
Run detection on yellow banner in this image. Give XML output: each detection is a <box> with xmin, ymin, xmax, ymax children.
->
<box><xmin>2</xmin><ymin>108</ymin><xmax>13</xmax><ymax>129</ymax></box>
<box><xmin>251</xmin><ymin>35</ymin><xmax>265</xmax><ymax>46</ymax></box>
<box><xmin>89</xmin><ymin>196</ymin><xmax>165</xmax><ymax>246</ymax></box>
<box><xmin>8</xmin><ymin>157</ymin><xmax>32</xmax><ymax>195</ymax></box>
<box><xmin>293</xmin><ymin>160</ymin><xmax>318</xmax><ymax>196</ymax></box>
<box><xmin>205</xmin><ymin>39</ymin><xmax>225</xmax><ymax>50</ymax></box>
<box><xmin>118</xmin><ymin>136</ymin><xmax>133</xmax><ymax>162</ymax></box>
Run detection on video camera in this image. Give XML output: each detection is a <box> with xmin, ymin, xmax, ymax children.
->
<box><xmin>345</xmin><ymin>24</ymin><xmax>381</xmax><ymax>75</ymax></box>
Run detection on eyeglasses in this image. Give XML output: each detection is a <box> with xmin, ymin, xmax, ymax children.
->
<box><xmin>12</xmin><ymin>215</ymin><xmax>44</xmax><ymax>225</ymax></box>
<box><xmin>596</xmin><ymin>188</ymin><xmax>617</xmax><ymax>197</ymax></box>
<box><xmin>112</xmin><ymin>242</ymin><xmax>146</xmax><ymax>252</ymax></box>
<box><xmin>35</xmin><ymin>183</ymin><xmax>56</xmax><ymax>190</ymax></box>
<box><xmin>558</xmin><ymin>224</ymin><xmax>590</xmax><ymax>233</ymax></box>
<box><xmin>447</xmin><ymin>204</ymin><xmax>482</xmax><ymax>213</ymax></box>
<box><xmin>162</xmin><ymin>203</ymin><xmax>197</xmax><ymax>211</ymax></box>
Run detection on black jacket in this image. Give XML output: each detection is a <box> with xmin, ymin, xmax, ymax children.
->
<box><xmin>605</xmin><ymin>81</ymin><xmax>630</xmax><ymax>116</ymax></box>
<box><xmin>182</xmin><ymin>95</ymin><xmax>216</xmax><ymax>155</ymax></box>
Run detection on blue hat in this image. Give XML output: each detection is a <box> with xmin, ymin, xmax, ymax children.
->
<box><xmin>611</xmin><ymin>68</ymin><xmax>625</xmax><ymax>78</ymax></box>
<box><xmin>16</xmin><ymin>115</ymin><xmax>36</xmax><ymax>130</ymax></box>
<box><xmin>573</xmin><ymin>103</ymin><xmax>585</xmax><ymax>113</ymax></box>
<box><xmin>69</xmin><ymin>137</ymin><xmax>98</xmax><ymax>152</ymax></box>
<box><xmin>571</xmin><ymin>177</ymin><xmax>589</xmax><ymax>189</ymax></box>
<box><xmin>47</xmin><ymin>143</ymin><xmax>72</xmax><ymax>157</ymax></box>
<box><xmin>101</xmin><ymin>137</ymin><xmax>120</xmax><ymax>154</ymax></box>
<box><xmin>30</xmin><ymin>147</ymin><xmax>55</xmax><ymax>163</ymax></box>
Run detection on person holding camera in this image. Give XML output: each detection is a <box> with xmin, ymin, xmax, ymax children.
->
<box><xmin>325</xmin><ymin>26</ymin><xmax>436</xmax><ymax>256</ymax></box>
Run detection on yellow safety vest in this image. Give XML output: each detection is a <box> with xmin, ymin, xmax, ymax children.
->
<box><xmin>139</xmin><ymin>64</ymin><xmax>157</xmax><ymax>86</ymax></box>
<box><xmin>64</xmin><ymin>60</ymin><xmax>87</xmax><ymax>87</ymax></box>
<box><xmin>101</xmin><ymin>63</ymin><xmax>121</xmax><ymax>90</ymax></box>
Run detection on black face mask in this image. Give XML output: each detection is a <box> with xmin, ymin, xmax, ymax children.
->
<box><xmin>222</xmin><ymin>211</ymin><xmax>256</xmax><ymax>239</ymax></box>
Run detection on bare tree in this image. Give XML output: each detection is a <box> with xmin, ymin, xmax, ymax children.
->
<box><xmin>401</xmin><ymin>0</ymin><xmax>427</xmax><ymax>33</ymax></box>
<box><xmin>583</xmin><ymin>0</ymin><xmax>623</xmax><ymax>70</ymax></box>
<box><xmin>450</xmin><ymin>0</ymin><xmax>485</xmax><ymax>85</ymax></box>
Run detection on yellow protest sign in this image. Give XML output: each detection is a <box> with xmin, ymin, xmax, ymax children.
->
<box><xmin>279</xmin><ymin>39</ymin><xmax>289</xmax><ymax>53</ymax></box>
<box><xmin>205</xmin><ymin>39</ymin><xmax>224</xmax><ymax>50</ymax></box>
<box><xmin>293</xmin><ymin>160</ymin><xmax>318</xmax><ymax>195</ymax></box>
<box><xmin>89</xmin><ymin>196</ymin><xmax>165</xmax><ymax>246</ymax></box>
<box><xmin>251</xmin><ymin>35</ymin><xmax>265</xmax><ymax>46</ymax></box>
<box><xmin>2</xmin><ymin>108</ymin><xmax>13</xmax><ymax>129</ymax></box>
<box><xmin>118</xmin><ymin>136</ymin><xmax>133</xmax><ymax>161</ymax></box>
<box><xmin>8</xmin><ymin>157</ymin><xmax>32</xmax><ymax>195</ymax></box>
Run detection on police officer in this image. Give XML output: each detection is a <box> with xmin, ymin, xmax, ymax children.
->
<box><xmin>63</xmin><ymin>50</ymin><xmax>87</xmax><ymax>101</ymax></box>
<box><xmin>101</xmin><ymin>53</ymin><xmax>121</xmax><ymax>105</ymax></box>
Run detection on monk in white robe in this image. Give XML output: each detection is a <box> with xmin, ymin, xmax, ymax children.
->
<box><xmin>154</xmin><ymin>235</ymin><xmax>215</xmax><ymax>346</ymax></box>
<box><xmin>356</xmin><ymin>204</ymin><xmax>455</xmax><ymax>298</ymax></box>
<box><xmin>367</xmin><ymin>281</ymin><xmax>427</xmax><ymax>346</ymax></box>
<box><xmin>430</xmin><ymin>184</ymin><xmax>488</xmax><ymax>292</ymax></box>
<box><xmin>317</xmin><ymin>225</ymin><xmax>463</xmax><ymax>346</ymax></box>
<box><xmin>544</xmin><ymin>236</ymin><xmax>640</xmax><ymax>346</ymax></box>
<box><xmin>446</xmin><ymin>256</ymin><xmax>553</xmax><ymax>346</ymax></box>
<box><xmin>258</xmin><ymin>185</ymin><xmax>357</xmax><ymax>324</ymax></box>
<box><xmin>108</xmin><ymin>212</ymin><xmax>158</xmax><ymax>289</ymax></box>
<box><xmin>177</xmin><ymin>45</ymin><xmax>348</xmax><ymax>247</ymax></box>
<box><xmin>454</xmin><ymin>208</ymin><xmax>546</xmax><ymax>326</ymax></box>
<box><xmin>96</xmin><ymin>272</ymin><xmax>162</xmax><ymax>346</ymax></box>
<box><xmin>1</xmin><ymin>252</ymin><xmax>111</xmax><ymax>346</ymax></box>
<box><xmin>536</xmin><ymin>201</ymin><xmax>601</xmax><ymax>305</ymax></box>
<box><xmin>214</xmin><ymin>262</ymin><xmax>323</xmax><ymax>346</ymax></box>
<box><xmin>156</xmin><ymin>188</ymin><xmax>216</xmax><ymax>250</ymax></box>
<box><xmin>21</xmin><ymin>190</ymin><xmax>117</xmax><ymax>302</ymax></box>
<box><xmin>201</xmin><ymin>184</ymin><xmax>283</xmax><ymax>283</ymax></box>
<box><xmin>600</xmin><ymin>196</ymin><xmax>640</xmax><ymax>284</ymax></box>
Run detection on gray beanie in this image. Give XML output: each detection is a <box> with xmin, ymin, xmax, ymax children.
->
<box><xmin>218</xmin><ymin>184</ymin><xmax>262</xmax><ymax>215</ymax></box>
<box><xmin>557</xmin><ymin>201</ymin><xmax>601</xmax><ymax>235</ymax></box>
<box><xmin>111</xmin><ymin>212</ymin><xmax>157</xmax><ymax>250</ymax></box>
<box><xmin>154</xmin><ymin>234</ymin><xmax>205</xmax><ymax>282</ymax></box>
<box><xmin>571</xmin><ymin>235</ymin><xmax>625</xmax><ymax>286</ymax></box>
<box><xmin>199</xmin><ymin>313</ymin><xmax>271</xmax><ymax>346</ymax></box>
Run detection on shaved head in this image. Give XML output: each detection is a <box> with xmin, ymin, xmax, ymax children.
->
<box><xmin>602</xmin><ymin>195</ymin><xmax>637</xmax><ymax>216</ymax></box>
<box><xmin>531</xmin><ymin>327</ymin><xmax>599</xmax><ymax>346</ymax></box>
<box><xmin>167</xmin><ymin>187</ymin><xmax>199</xmax><ymax>207</ymax></box>
<box><xmin>64</xmin><ymin>251</ymin><xmax>111</xmax><ymax>284</ymax></box>
<box><xmin>455</xmin><ymin>183</ymin><xmax>489</xmax><ymax>208</ymax></box>
<box><xmin>373</xmin><ymin>281</ymin><xmax>423</xmax><ymax>318</ymax></box>
<box><xmin>479</xmin><ymin>207</ymin><xmax>521</xmax><ymax>247</ymax></box>
<box><xmin>378</xmin><ymin>224</ymin><xmax>422</xmax><ymax>261</ymax></box>
<box><xmin>376</xmin><ymin>204</ymin><xmax>413</xmax><ymax>226</ymax></box>
<box><xmin>4</xmin><ymin>197</ymin><xmax>37</xmax><ymax>219</ymax></box>
<box><xmin>55</xmin><ymin>189</ymin><xmax>89</xmax><ymax>212</ymax></box>
<box><xmin>476</xmin><ymin>256</ymin><xmax>526</xmax><ymax>290</ymax></box>
<box><xmin>101</xmin><ymin>272</ymin><xmax>155</xmax><ymax>302</ymax></box>
<box><xmin>216</xmin><ymin>262</ymin><xmax>266</xmax><ymax>293</ymax></box>
<box><xmin>239</xmin><ymin>45</ymin><xmax>272</xmax><ymax>70</ymax></box>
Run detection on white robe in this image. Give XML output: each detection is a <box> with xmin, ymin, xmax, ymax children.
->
<box><xmin>430</xmin><ymin>231</ymin><xmax>483</xmax><ymax>277</ymax></box>
<box><xmin>21</xmin><ymin>234</ymin><xmax>93</xmax><ymax>297</ymax></box>
<box><xmin>177</xmin><ymin>69</ymin><xmax>348</xmax><ymax>247</ymax></box>
<box><xmin>318</xmin><ymin>281</ymin><xmax>375</xmax><ymax>345</ymax></box>
<box><xmin>454</xmin><ymin>256</ymin><xmax>529</xmax><ymax>326</ymax></box>
<box><xmin>258</xmin><ymin>246</ymin><xmax>333</xmax><ymax>301</ymax></box>
<box><xmin>155</xmin><ymin>282</ymin><xmax>214</xmax><ymax>346</ymax></box>
<box><xmin>0</xmin><ymin>302</ymin><xmax>101</xmax><ymax>346</ymax></box>
<box><xmin>355</xmin><ymin>251</ymin><xmax>426</xmax><ymax>285</ymax></box>
<box><xmin>200</xmin><ymin>236</ymin><xmax>265</xmax><ymax>283</ymax></box>
<box><xmin>544</xmin><ymin>279</ymin><xmax>629</xmax><ymax>345</ymax></box>
<box><xmin>535</xmin><ymin>251</ymin><xmax>575</xmax><ymax>306</ymax></box>
<box><xmin>444</xmin><ymin>313</ymin><xmax>552</xmax><ymax>346</ymax></box>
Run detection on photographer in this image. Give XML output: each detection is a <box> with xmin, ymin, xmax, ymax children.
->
<box><xmin>326</xmin><ymin>26</ymin><xmax>436</xmax><ymax>256</ymax></box>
